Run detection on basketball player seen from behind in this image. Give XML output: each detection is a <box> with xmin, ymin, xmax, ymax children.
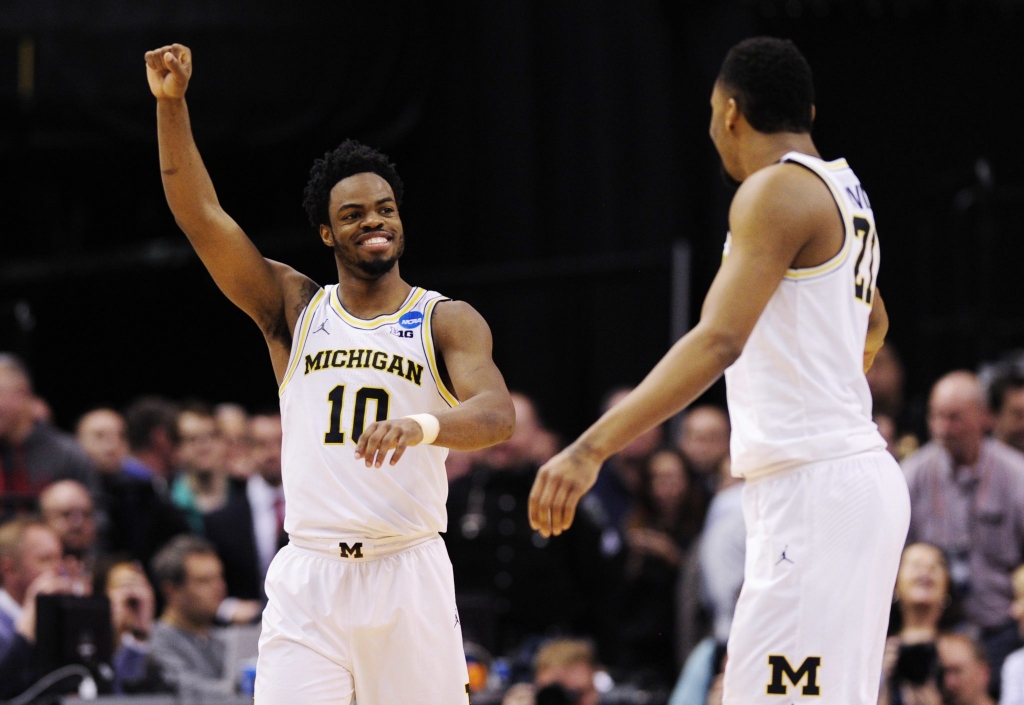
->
<box><xmin>145</xmin><ymin>44</ymin><xmax>515</xmax><ymax>705</ymax></box>
<box><xmin>531</xmin><ymin>38</ymin><xmax>909</xmax><ymax>705</ymax></box>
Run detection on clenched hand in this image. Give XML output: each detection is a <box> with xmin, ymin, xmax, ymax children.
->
<box><xmin>145</xmin><ymin>43</ymin><xmax>192</xmax><ymax>99</ymax></box>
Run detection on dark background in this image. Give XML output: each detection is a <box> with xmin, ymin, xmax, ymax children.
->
<box><xmin>1</xmin><ymin>0</ymin><xmax>1022</xmax><ymax>438</ymax></box>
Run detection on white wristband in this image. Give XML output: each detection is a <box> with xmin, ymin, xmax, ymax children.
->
<box><xmin>405</xmin><ymin>414</ymin><xmax>440</xmax><ymax>445</ymax></box>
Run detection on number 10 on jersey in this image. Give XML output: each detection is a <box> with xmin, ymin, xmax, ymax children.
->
<box><xmin>324</xmin><ymin>385</ymin><xmax>391</xmax><ymax>444</ymax></box>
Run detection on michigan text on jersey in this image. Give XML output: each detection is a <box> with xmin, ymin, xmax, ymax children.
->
<box><xmin>304</xmin><ymin>349</ymin><xmax>424</xmax><ymax>386</ymax></box>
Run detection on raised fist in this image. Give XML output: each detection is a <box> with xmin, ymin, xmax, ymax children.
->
<box><xmin>145</xmin><ymin>43</ymin><xmax>192</xmax><ymax>99</ymax></box>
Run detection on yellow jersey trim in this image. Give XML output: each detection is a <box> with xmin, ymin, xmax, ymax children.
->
<box><xmin>329</xmin><ymin>286</ymin><xmax>427</xmax><ymax>329</ymax></box>
<box><xmin>782</xmin><ymin>156</ymin><xmax>854</xmax><ymax>281</ymax></box>
<box><xmin>278</xmin><ymin>288</ymin><xmax>327</xmax><ymax>397</ymax></box>
<box><xmin>423</xmin><ymin>297</ymin><xmax>459</xmax><ymax>408</ymax></box>
<box><xmin>825</xmin><ymin>158</ymin><xmax>849</xmax><ymax>170</ymax></box>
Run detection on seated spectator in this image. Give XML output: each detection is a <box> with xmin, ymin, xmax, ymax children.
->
<box><xmin>97</xmin><ymin>557</ymin><xmax>169</xmax><ymax>694</ymax></box>
<box><xmin>879</xmin><ymin>543</ymin><xmax>954</xmax><ymax>705</ymax></box>
<box><xmin>696</xmin><ymin>472</ymin><xmax>745</xmax><ymax>649</ymax></box>
<box><xmin>214</xmin><ymin>402</ymin><xmax>254</xmax><ymax>482</ymax></box>
<box><xmin>149</xmin><ymin>535</ymin><xmax>234</xmax><ymax>697</ymax></box>
<box><xmin>619</xmin><ymin>448</ymin><xmax>707</xmax><ymax>685</ymax></box>
<box><xmin>0</xmin><ymin>354</ymin><xmax>93</xmax><ymax>515</ymax></box>
<box><xmin>40</xmin><ymin>480</ymin><xmax>98</xmax><ymax>565</ymax></box>
<box><xmin>123</xmin><ymin>396</ymin><xmax>180</xmax><ymax>485</ymax></box>
<box><xmin>940</xmin><ymin>633</ymin><xmax>995</xmax><ymax>705</ymax></box>
<box><xmin>502</xmin><ymin>638</ymin><xmax>602</xmax><ymax>705</ymax></box>
<box><xmin>446</xmin><ymin>393</ymin><xmax>623</xmax><ymax>660</ymax></box>
<box><xmin>76</xmin><ymin>408</ymin><xmax>131</xmax><ymax>476</ymax></box>
<box><xmin>205</xmin><ymin>412</ymin><xmax>284</xmax><ymax>622</ymax></box>
<box><xmin>591</xmin><ymin>387</ymin><xmax>663</xmax><ymax>530</ymax></box>
<box><xmin>990</xmin><ymin>372</ymin><xmax>1024</xmax><ymax>455</ymax></box>
<box><xmin>675</xmin><ymin>405</ymin><xmax>730</xmax><ymax>496</ymax></box>
<box><xmin>0</xmin><ymin>518</ymin><xmax>91</xmax><ymax>699</ymax></box>
<box><xmin>171</xmin><ymin>403</ymin><xmax>230</xmax><ymax>533</ymax></box>
<box><xmin>0</xmin><ymin>517</ymin><xmax>63</xmax><ymax>657</ymax></box>
<box><xmin>903</xmin><ymin>371</ymin><xmax>1024</xmax><ymax>681</ymax></box>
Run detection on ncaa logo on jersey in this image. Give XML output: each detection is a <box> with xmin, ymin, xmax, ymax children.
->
<box><xmin>399</xmin><ymin>311</ymin><xmax>424</xmax><ymax>329</ymax></box>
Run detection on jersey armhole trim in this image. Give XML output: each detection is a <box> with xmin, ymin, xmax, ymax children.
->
<box><xmin>780</xmin><ymin>157</ymin><xmax>853</xmax><ymax>281</ymax></box>
<box><xmin>278</xmin><ymin>288</ymin><xmax>327</xmax><ymax>398</ymax></box>
<box><xmin>422</xmin><ymin>297</ymin><xmax>460</xmax><ymax>408</ymax></box>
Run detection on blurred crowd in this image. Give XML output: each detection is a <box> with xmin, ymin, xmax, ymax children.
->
<box><xmin>5</xmin><ymin>344</ymin><xmax>1024</xmax><ymax>704</ymax></box>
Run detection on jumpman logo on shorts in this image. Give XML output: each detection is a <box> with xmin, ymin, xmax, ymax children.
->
<box><xmin>312</xmin><ymin>320</ymin><xmax>329</xmax><ymax>335</ymax></box>
<box><xmin>454</xmin><ymin>608</ymin><xmax>461</xmax><ymax>628</ymax></box>
<box><xmin>776</xmin><ymin>545</ymin><xmax>795</xmax><ymax>566</ymax></box>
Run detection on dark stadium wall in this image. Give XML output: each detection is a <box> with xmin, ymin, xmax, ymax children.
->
<box><xmin>1</xmin><ymin>1</ymin><xmax>1023</xmax><ymax>439</ymax></box>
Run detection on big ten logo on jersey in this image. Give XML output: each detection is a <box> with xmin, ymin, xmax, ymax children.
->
<box><xmin>391</xmin><ymin>310</ymin><xmax>423</xmax><ymax>338</ymax></box>
<box><xmin>766</xmin><ymin>655</ymin><xmax>821</xmax><ymax>697</ymax></box>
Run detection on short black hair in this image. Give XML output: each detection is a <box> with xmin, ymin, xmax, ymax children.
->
<box><xmin>717</xmin><ymin>37</ymin><xmax>814</xmax><ymax>134</ymax></box>
<box><xmin>989</xmin><ymin>371</ymin><xmax>1024</xmax><ymax>414</ymax></box>
<box><xmin>124</xmin><ymin>396</ymin><xmax>179</xmax><ymax>452</ymax></box>
<box><xmin>150</xmin><ymin>535</ymin><xmax>217</xmax><ymax>592</ymax></box>
<box><xmin>302</xmin><ymin>140</ymin><xmax>405</xmax><ymax>232</ymax></box>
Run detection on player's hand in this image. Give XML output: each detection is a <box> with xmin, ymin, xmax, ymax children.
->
<box><xmin>528</xmin><ymin>442</ymin><xmax>602</xmax><ymax>538</ymax></box>
<box><xmin>354</xmin><ymin>418</ymin><xmax>425</xmax><ymax>468</ymax></box>
<box><xmin>145</xmin><ymin>44</ymin><xmax>192</xmax><ymax>99</ymax></box>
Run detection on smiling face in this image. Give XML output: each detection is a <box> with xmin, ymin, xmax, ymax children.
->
<box><xmin>321</xmin><ymin>172</ymin><xmax>405</xmax><ymax>279</ymax></box>
<box><xmin>895</xmin><ymin>543</ymin><xmax>949</xmax><ymax>612</ymax></box>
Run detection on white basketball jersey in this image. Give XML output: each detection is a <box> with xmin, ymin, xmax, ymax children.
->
<box><xmin>724</xmin><ymin>152</ymin><xmax>886</xmax><ymax>479</ymax></box>
<box><xmin>277</xmin><ymin>285</ymin><xmax>458</xmax><ymax>541</ymax></box>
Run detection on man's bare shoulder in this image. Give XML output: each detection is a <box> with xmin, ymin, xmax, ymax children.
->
<box><xmin>431</xmin><ymin>300</ymin><xmax>492</xmax><ymax>348</ymax></box>
<box><xmin>263</xmin><ymin>259</ymin><xmax>320</xmax><ymax>344</ymax></box>
<box><xmin>730</xmin><ymin>162</ymin><xmax>834</xmax><ymax>233</ymax></box>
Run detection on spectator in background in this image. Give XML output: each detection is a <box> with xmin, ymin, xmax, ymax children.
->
<box><xmin>879</xmin><ymin>543</ymin><xmax>954</xmax><ymax>705</ymax></box>
<box><xmin>446</xmin><ymin>393</ymin><xmax>622</xmax><ymax>660</ymax></box>
<box><xmin>149</xmin><ymin>535</ymin><xmax>233</xmax><ymax>697</ymax></box>
<box><xmin>591</xmin><ymin>387</ymin><xmax>663</xmax><ymax>530</ymax></box>
<box><xmin>0</xmin><ymin>517</ymin><xmax>63</xmax><ymax>656</ymax></box>
<box><xmin>123</xmin><ymin>396</ymin><xmax>179</xmax><ymax>484</ymax></box>
<box><xmin>40</xmin><ymin>480</ymin><xmax>98</xmax><ymax>565</ymax></box>
<box><xmin>205</xmin><ymin>412</ymin><xmax>284</xmax><ymax>622</ymax></box>
<box><xmin>940</xmin><ymin>633</ymin><xmax>996</xmax><ymax>705</ymax></box>
<box><xmin>1000</xmin><ymin>564</ymin><xmax>1024</xmax><ymax>705</ymax></box>
<box><xmin>619</xmin><ymin>448</ymin><xmax>707</xmax><ymax>686</ymax></box>
<box><xmin>904</xmin><ymin>371</ymin><xmax>1024</xmax><ymax>683</ymax></box>
<box><xmin>675</xmin><ymin>405</ymin><xmax>730</xmax><ymax>496</ymax></box>
<box><xmin>76</xmin><ymin>408</ymin><xmax>131</xmax><ymax>475</ymax></box>
<box><xmin>172</xmin><ymin>403</ymin><xmax>230</xmax><ymax>533</ymax></box>
<box><xmin>214</xmin><ymin>403</ymin><xmax>254</xmax><ymax>482</ymax></box>
<box><xmin>96</xmin><ymin>557</ymin><xmax>169</xmax><ymax>694</ymax></box>
<box><xmin>990</xmin><ymin>372</ymin><xmax>1024</xmax><ymax>455</ymax></box>
<box><xmin>868</xmin><ymin>343</ymin><xmax>907</xmax><ymax>423</ymax></box>
<box><xmin>0</xmin><ymin>354</ymin><xmax>93</xmax><ymax>510</ymax></box>
<box><xmin>502</xmin><ymin>638</ymin><xmax>602</xmax><ymax>705</ymax></box>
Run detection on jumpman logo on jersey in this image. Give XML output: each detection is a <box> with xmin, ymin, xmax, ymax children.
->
<box><xmin>311</xmin><ymin>320</ymin><xmax>329</xmax><ymax>336</ymax></box>
<box><xmin>776</xmin><ymin>545</ymin><xmax>795</xmax><ymax>566</ymax></box>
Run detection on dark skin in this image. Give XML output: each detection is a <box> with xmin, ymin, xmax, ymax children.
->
<box><xmin>528</xmin><ymin>80</ymin><xmax>888</xmax><ymax>537</ymax></box>
<box><xmin>146</xmin><ymin>44</ymin><xmax>514</xmax><ymax>465</ymax></box>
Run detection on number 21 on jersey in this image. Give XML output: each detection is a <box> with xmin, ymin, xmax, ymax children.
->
<box><xmin>852</xmin><ymin>214</ymin><xmax>879</xmax><ymax>305</ymax></box>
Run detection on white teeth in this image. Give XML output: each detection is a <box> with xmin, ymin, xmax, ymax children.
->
<box><xmin>362</xmin><ymin>237</ymin><xmax>388</xmax><ymax>246</ymax></box>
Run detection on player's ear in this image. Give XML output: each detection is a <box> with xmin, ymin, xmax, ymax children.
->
<box><xmin>810</xmin><ymin>104</ymin><xmax>817</xmax><ymax>125</ymax></box>
<box><xmin>725</xmin><ymin>97</ymin><xmax>740</xmax><ymax>132</ymax></box>
<box><xmin>319</xmin><ymin>224</ymin><xmax>334</xmax><ymax>248</ymax></box>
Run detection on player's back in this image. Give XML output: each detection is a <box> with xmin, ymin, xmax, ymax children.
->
<box><xmin>724</xmin><ymin>152</ymin><xmax>886</xmax><ymax>479</ymax></box>
<box><xmin>277</xmin><ymin>285</ymin><xmax>457</xmax><ymax>540</ymax></box>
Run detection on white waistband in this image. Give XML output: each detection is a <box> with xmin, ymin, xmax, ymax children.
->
<box><xmin>288</xmin><ymin>533</ymin><xmax>439</xmax><ymax>561</ymax></box>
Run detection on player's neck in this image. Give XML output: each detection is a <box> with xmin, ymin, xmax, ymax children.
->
<box><xmin>335</xmin><ymin>266</ymin><xmax>413</xmax><ymax>320</ymax></box>
<box><xmin>739</xmin><ymin>132</ymin><xmax>819</xmax><ymax>181</ymax></box>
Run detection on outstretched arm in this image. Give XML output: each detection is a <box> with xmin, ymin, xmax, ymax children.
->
<box><xmin>354</xmin><ymin>300</ymin><xmax>515</xmax><ymax>467</ymax></box>
<box><xmin>146</xmin><ymin>44</ymin><xmax>317</xmax><ymax>378</ymax></box>
<box><xmin>528</xmin><ymin>164</ymin><xmax>829</xmax><ymax>537</ymax></box>
<box><xmin>864</xmin><ymin>289</ymin><xmax>888</xmax><ymax>373</ymax></box>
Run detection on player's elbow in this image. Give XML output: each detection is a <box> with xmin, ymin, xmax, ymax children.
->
<box><xmin>700</xmin><ymin>325</ymin><xmax>746</xmax><ymax>368</ymax></box>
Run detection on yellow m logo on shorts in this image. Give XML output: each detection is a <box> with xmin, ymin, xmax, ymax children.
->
<box><xmin>766</xmin><ymin>655</ymin><xmax>821</xmax><ymax>696</ymax></box>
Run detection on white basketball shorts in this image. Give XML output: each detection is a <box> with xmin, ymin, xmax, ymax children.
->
<box><xmin>255</xmin><ymin>534</ymin><xmax>470</xmax><ymax>705</ymax></box>
<box><xmin>722</xmin><ymin>450</ymin><xmax>910</xmax><ymax>705</ymax></box>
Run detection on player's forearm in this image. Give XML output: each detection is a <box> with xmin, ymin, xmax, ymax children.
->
<box><xmin>573</xmin><ymin>323</ymin><xmax>740</xmax><ymax>463</ymax></box>
<box><xmin>156</xmin><ymin>97</ymin><xmax>224</xmax><ymax>235</ymax></box>
<box><xmin>433</xmin><ymin>390</ymin><xmax>515</xmax><ymax>451</ymax></box>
